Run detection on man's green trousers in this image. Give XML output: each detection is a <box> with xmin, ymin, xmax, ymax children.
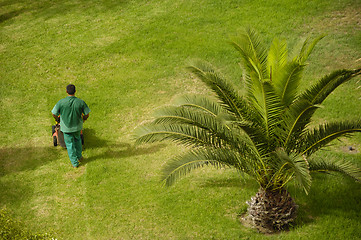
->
<box><xmin>63</xmin><ymin>131</ymin><xmax>82</xmax><ymax>167</ymax></box>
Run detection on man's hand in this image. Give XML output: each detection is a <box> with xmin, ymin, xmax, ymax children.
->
<box><xmin>52</xmin><ymin>114</ymin><xmax>60</xmax><ymax>122</ymax></box>
<box><xmin>83</xmin><ymin>114</ymin><xmax>89</xmax><ymax>121</ymax></box>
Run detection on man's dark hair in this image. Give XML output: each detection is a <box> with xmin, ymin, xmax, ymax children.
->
<box><xmin>66</xmin><ymin>84</ymin><xmax>76</xmax><ymax>95</ymax></box>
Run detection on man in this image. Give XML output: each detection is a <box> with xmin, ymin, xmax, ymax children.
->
<box><xmin>52</xmin><ymin>84</ymin><xmax>90</xmax><ymax>168</ymax></box>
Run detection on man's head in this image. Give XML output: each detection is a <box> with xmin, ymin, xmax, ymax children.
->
<box><xmin>66</xmin><ymin>84</ymin><xmax>76</xmax><ymax>95</ymax></box>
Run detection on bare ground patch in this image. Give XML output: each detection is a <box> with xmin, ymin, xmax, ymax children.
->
<box><xmin>305</xmin><ymin>5</ymin><xmax>361</xmax><ymax>34</ymax></box>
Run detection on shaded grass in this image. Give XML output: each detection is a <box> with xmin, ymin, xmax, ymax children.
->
<box><xmin>1</xmin><ymin>0</ymin><xmax>361</xmax><ymax>239</ymax></box>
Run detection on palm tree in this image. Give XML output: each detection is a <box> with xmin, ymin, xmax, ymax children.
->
<box><xmin>134</xmin><ymin>29</ymin><xmax>361</xmax><ymax>233</ymax></box>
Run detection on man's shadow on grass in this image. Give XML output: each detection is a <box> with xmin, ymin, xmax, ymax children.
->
<box><xmin>0</xmin><ymin>128</ymin><xmax>164</xmax><ymax>176</ymax></box>
<box><xmin>0</xmin><ymin>128</ymin><xmax>164</xmax><ymax>208</ymax></box>
<box><xmin>80</xmin><ymin>128</ymin><xmax>166</xmax><ymax>164</ymax></box>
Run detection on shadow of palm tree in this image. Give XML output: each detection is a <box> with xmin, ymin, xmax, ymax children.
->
<box><xmin>199</xmin><ymin>176</ymin><xmax>259</xmax><ymax>189</ymax></box>
<box><xmin>288</xmin><ymin>175</ymin><xmax>361</xmax><ymax>228</ymax></box>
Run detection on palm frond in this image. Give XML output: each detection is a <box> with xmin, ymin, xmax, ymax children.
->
<box><xmin>297</xmin><ymin>68</ymin><xmax>361</xmax><ymax>105</ymax></box>
<box><xmin>232</xmin><ymin>120</ymin><xmax>269</xmax><ymax>157</ymax></box>
<box><xmin>187</xmin><ymin>61</ymin><xmax>258</xmax><ymax>123</ymax></box>
<box><xmin>251</xmin><ymin>81</ymin><xmax>283</xmax><ymax>143</ymax></box>
<box><xmin>269</xmin><ymin>149</ymin><xmax>311</xmax><ymax>194</ymax></box>
<box><xmin>162</xmin><ymin>148</ymin><xmax>258</xmax><ymax>186</ymax></box>
<box><xmin>300</xmin><ymin>120</ymin><xmax>361</xmax><ymax>156</ymax></box>
<box><xmin>231</xmin><ymin>28</ymin><xmax>268</xmax><ymax>81</ymax></box>
<box><xmin>309</xmin><ymin>158</ymin><xmax>361</xmax><ymax>183</ymax></box>
<box><xmin>136</xmin><ymin>107</ymin><xmax>261</xmax><ymax>157</ymax></box>
<box><xmin>267</xmin><ymin>38</ymin><xmax>288</xmax><ymax>82</ymax></box>
<box><xmin>283</xmin><ymin>99</ymin><xmax>321</xmax><ymax>151</ymax></box>
<box><xmin>153</xmin><ymin>105</ymin><xmax>220</xmax><ymax>127</ymax></box>
<box><xmin>276</xmin><ymin>61</ymin><xmax>305</xmax><ymax>107</ymax></box>
<box><xmin>173</xmin><ymin>95</ymin><xmax>225</xmax><ymax>117</ymax></box>
<box><xmin>292</xmin><ymin>35</ymin><xmax>325</xmax><ymax>64</ymax></box>
<box><xmin>284</xmin><ymin>68</ymin><xmax>361</xmax><ymax>150</ymax></box>
<box><xmin>152</xmin><ymin>105</ymin><xmax>244</xmax><ymax>149</ymax></box>
<box><xmin>134</xmin><ymin>123</ymin><xmax>219</xmax><ymax>148</ymax></box>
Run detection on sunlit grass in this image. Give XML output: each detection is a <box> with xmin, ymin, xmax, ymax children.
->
<box><xmin>1</xmin><ymin>0</ymin><xmax>360</xmax><ymax>239</ymax></box>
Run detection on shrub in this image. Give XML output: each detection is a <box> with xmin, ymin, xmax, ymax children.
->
<box><xmin>0</xmin><ymin>208</ymin><xmax>56</xmax><ymax>240</ymax></box>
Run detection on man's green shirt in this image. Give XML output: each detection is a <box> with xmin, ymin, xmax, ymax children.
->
<box><xmin>52</xmin><ymin>96</ymin><xmax>90</xmax><ymax>133</ymax></box>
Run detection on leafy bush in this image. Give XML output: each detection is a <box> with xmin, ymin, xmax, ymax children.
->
<box><xmin>0</xmin><ymin>208</ymin><xmax>56</xmax><ymax>240</ymax></box>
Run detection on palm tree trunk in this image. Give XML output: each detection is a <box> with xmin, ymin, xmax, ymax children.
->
<box><xmin>244</xmin><ymin>188</ymin><xmax>298</xmax><ymax>233</ymax></box>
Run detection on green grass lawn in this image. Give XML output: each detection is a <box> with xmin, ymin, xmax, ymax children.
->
<box><xmin>1</xmin><ymin>0</ymin><xmax>361</xmax><ymax>239</ymax></box>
